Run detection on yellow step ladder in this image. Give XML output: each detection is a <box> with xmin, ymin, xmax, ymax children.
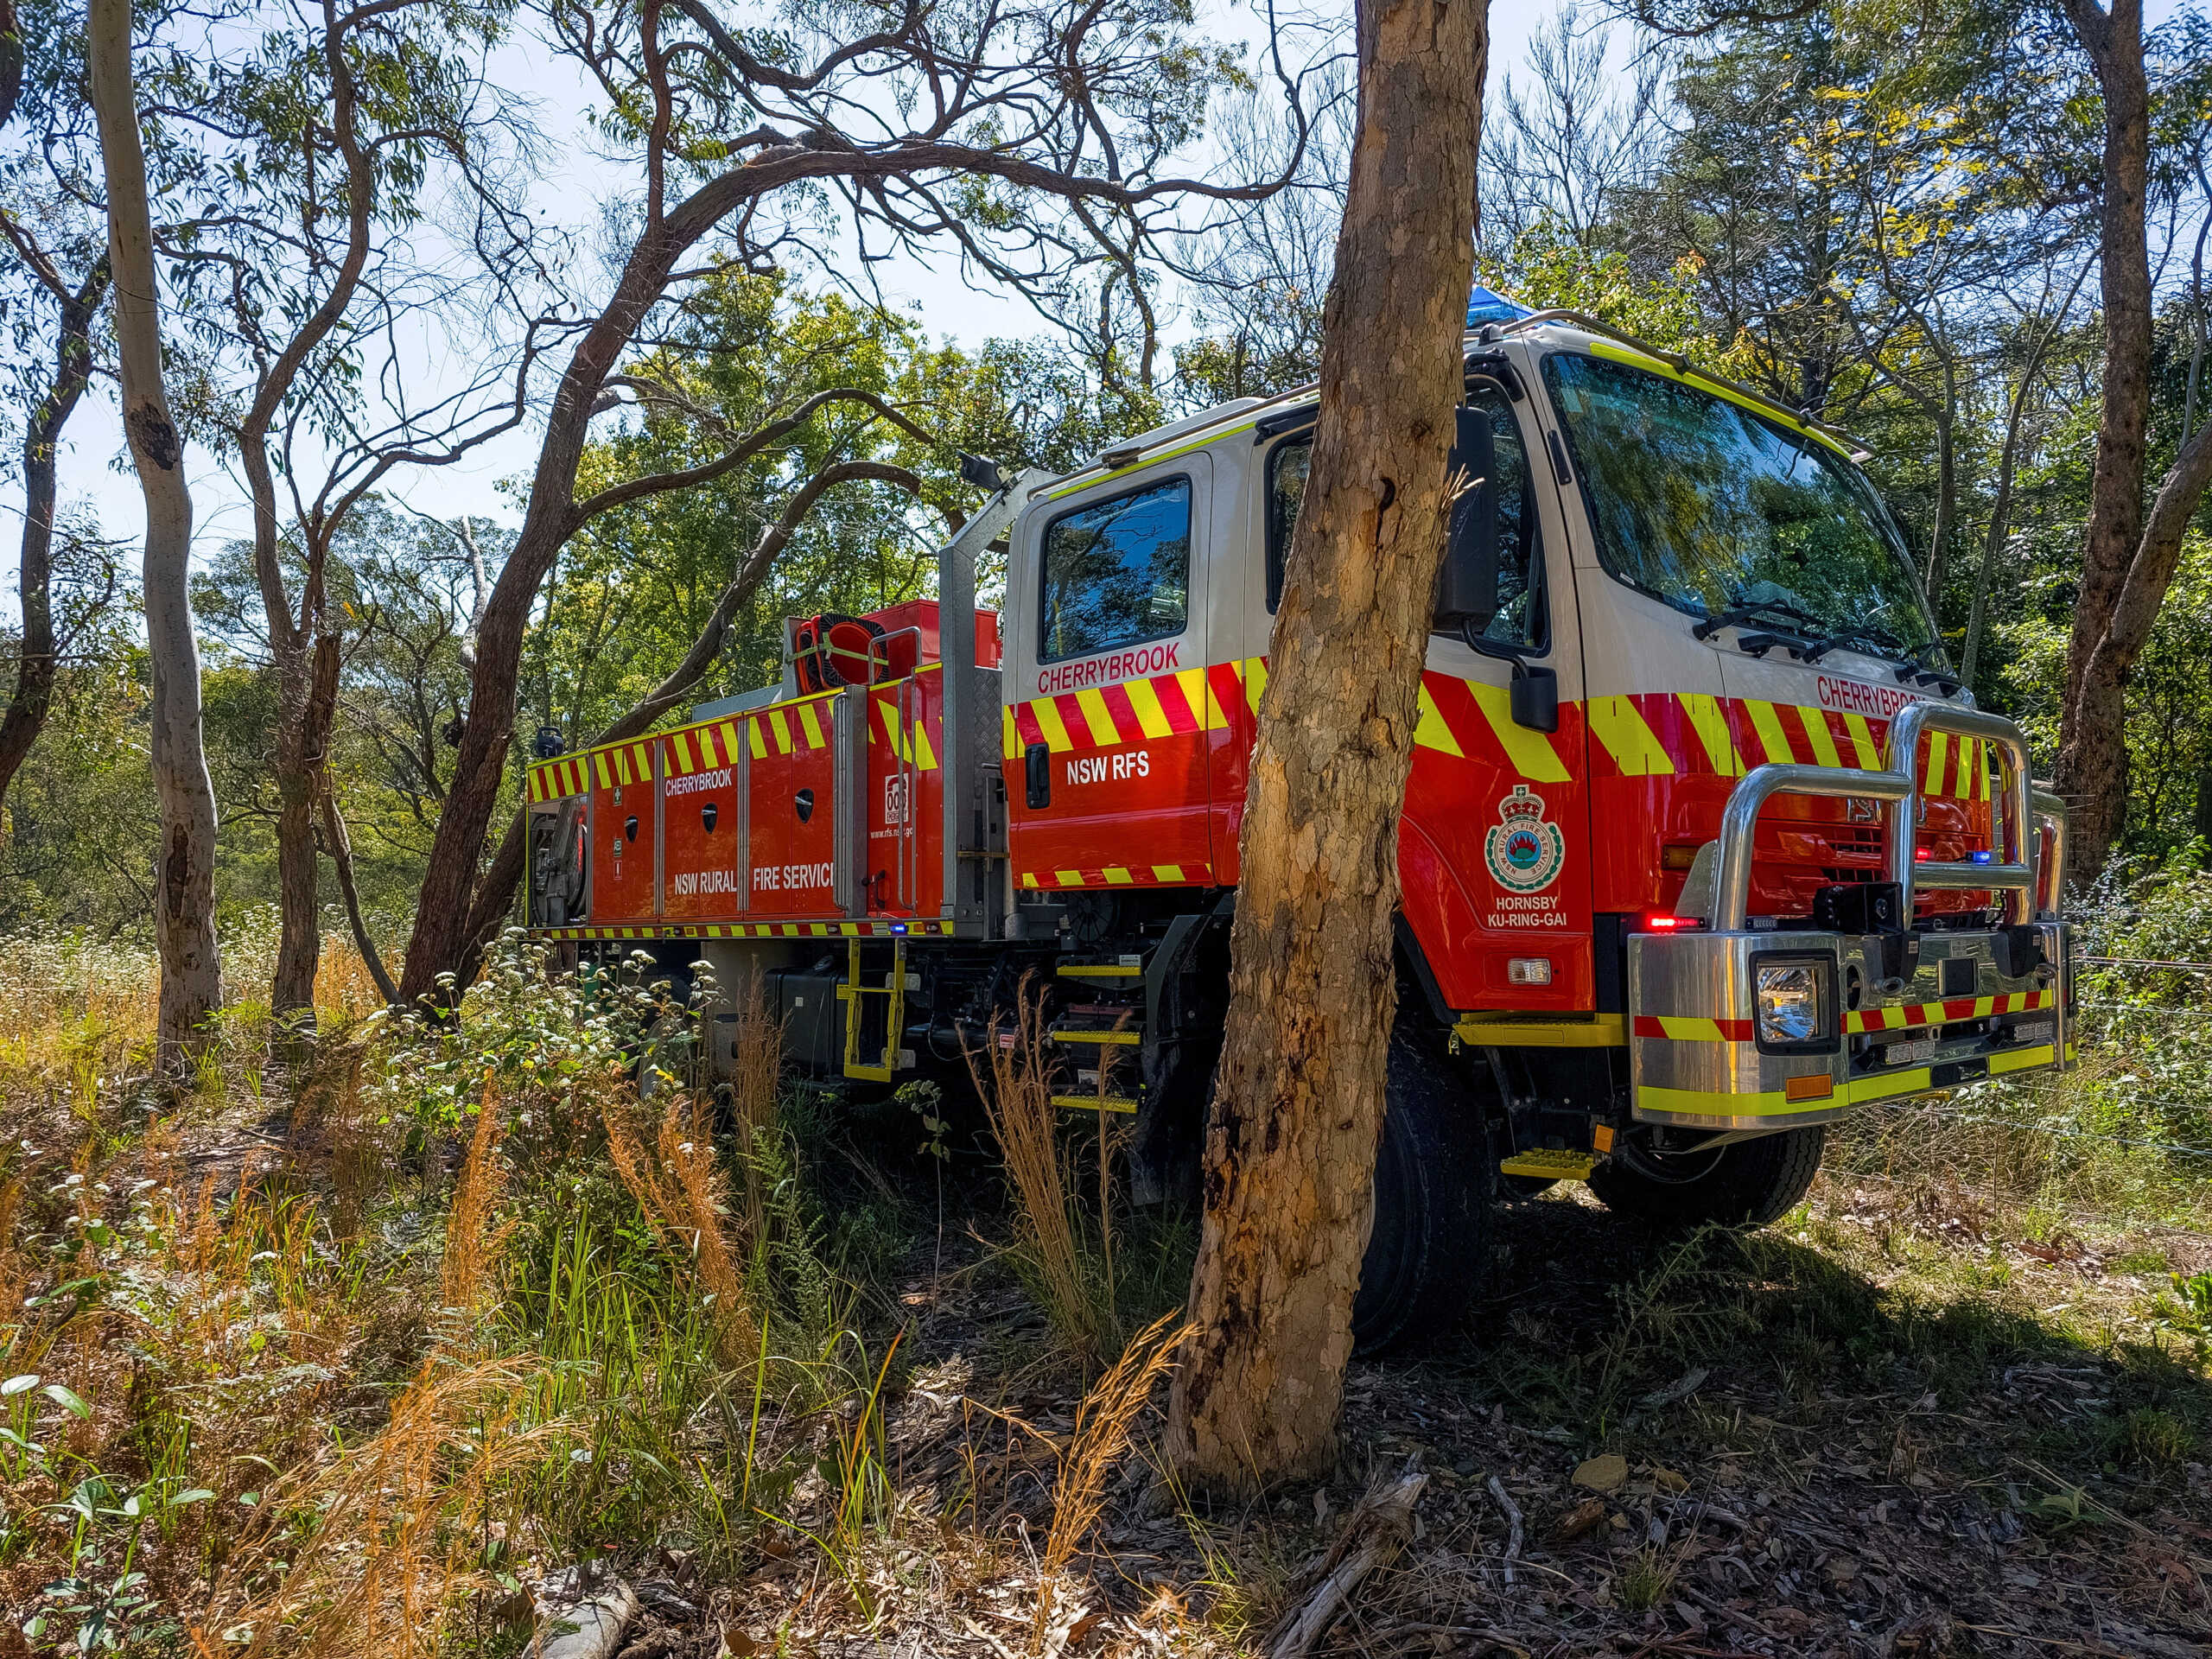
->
<box><xmin>837</xmin><ymin>937</ymin><xmax>906</xmax><ymax>1082</ymax></box>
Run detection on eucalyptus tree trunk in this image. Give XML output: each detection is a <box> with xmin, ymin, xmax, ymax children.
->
<box><xmin>1166</xmin><ymin>0</ymin><xmax>1484</xmax><ymax>1488</ymax></box>
<box><xmin>88</xmin><ymin>0</ymin><xmax>222</xmax><ymax>1071</ymax></box>
<box><xmin>0</xmin><ymin>260</ymin><xmax>108</xmax><ymax>812</ymax></box>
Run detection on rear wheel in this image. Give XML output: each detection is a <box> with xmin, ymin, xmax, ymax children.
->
<box><xmin>1351</xmin><ymin>1029</ymin><xmax>1495</xmax><ymax>1354</ymax></box>
<box><xmin>1587</xmin><ymin>1125</ymin><xmax>1825</xmax><ymax>1230</ymax></box>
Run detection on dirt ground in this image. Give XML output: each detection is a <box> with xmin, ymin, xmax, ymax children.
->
<box><xmin>587</xmin><ymin>1177</ymin><xmax>2212</xmax><ymax>1659</ymax></box>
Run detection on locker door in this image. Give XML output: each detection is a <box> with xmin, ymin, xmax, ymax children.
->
<box><xmin>587</xmin><ymin>737</ymin><xmax>658</xmax><ymax>927</ymax></box>
<box><xmin>744</xmin><ymin>693</ymin><xmax>842</xmax><ymax>918</ymax></box>
<box><xmin>658</xmin><ymin>720</ymin><xmax>743</xmax><ymax>924</ymax></box>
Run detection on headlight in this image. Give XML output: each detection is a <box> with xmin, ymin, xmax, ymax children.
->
<box><xmin>1752</xmin><ymin>955</ymin><xmax>1837</xmax><ymax>1052</ymax></box>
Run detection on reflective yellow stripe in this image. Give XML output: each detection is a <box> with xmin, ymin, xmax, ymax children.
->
<box><xmin>1678</xmin><ymin>692</ymin><xmax>1743</xmax><ymax>775</ymax></box>
<box><xmin>1656</xmin><ymin>1015</ymin><xmax>1727</xmax><ymax>1042</ymax></box>
<box><xmin>1745</xmin><ymin>700</ymin><xmax>1796</xmax><ymax>766</ymax></box>
<box><xmin>1243</xmin><ymin>657</ymin><xmax>1268</xmax><ymax>715</ymax></box>
<box><xmin>720</xmin><ymin>721</ymin><xmax>741</xmax><ymax>765</ymax></box>
<box><xmin>910</xmin><ymin>720</ymin><xmax>938</xmax><ymax>770</ymax></box>
<box><xmin>748</xmin><ymin>719</ymin><xmax>766</xmax><ymax>760</ymax></box>
<box><xmin>1153</xmin><ymin>864</ymin><xmax>1185</xmax><ymax>881</ymax></box>
<box><xmin>1103</xmin><ymin>867</ymin><xmax>1135</xmax><ymax>884</ymax></box>
<box><xmin>1989</xmin><ymin>1043</ymin><xmax>2057</xmax><ymax>1076</ymax></box>
<box><xmin>1124</xmin><ymin>676</ymin><xmax>1176</xmax><ymax>739</ymax></box>
<box><xmin>1055</xmin><ymin>869</ymin><xmax>1084</xmax><ymax>887</ymax></box>
<box><xmin>1923</xmin><ymin>731</ymin><xmax>1949</xmax><ymax>793</ymax></box>
<box><xmin>1840</xmin><ymin>711</ymin><xmax>1880</xmax><ymax>768</ymax></box>
<box><xmin>1588</xmin><ymin>696</ymin><xmax>1675</xmax><ymax>775</ymax></box>
<box><xmin>798</xmin><ymin>703</ymin><xmax>826</xmax><ymax>749</ymax></box>
<box><xmin>1797</xmin><ymin>706</ymin><xmax>1843</xmax><ymax>768</ymax></box>
<box><xmin>1414</xmin><ymin>683</ymin><xmax>1464</xmax><ymax>757</ymax></box>
<box><xmin>770</xmin><ymin>709</ymin><xmax>793</xmax><ymax>754</ymax></box>
<box><xmin>594</xmin><ymin>753</ymin><xmax>613</xmax><ymax>790</ymax></box>
<box><xmin>671</xmin><ymin>731</ymin><xmax>696</xmax><ymax>774</ymax></box>
<box><xmin>1074</xmin><ymin>687</ymin><xmax>1121</xmax><ymax>746</ymax></box>
<box><xmin>1468</xmin><ymin>681</ymin><xmax>1571</xmax><ymax>781</ymax></box>
<box><xmin>1002</xmin><ymin>706</ymin><xmax>1021</xmax><ymax>759</ymax></box>
<box><xmin>632</xmin><ymin>742</ymin><xmax>652</xmax><ymax>779</ymax></box>
<box><xmin>1032</xmin><ymin>697</ymin><xmax>1074</xmax><ymax>753</ymax></box>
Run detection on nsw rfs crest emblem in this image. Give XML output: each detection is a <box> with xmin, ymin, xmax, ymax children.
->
<box><xmin>1484</xmin><ymin>785</ymin><xmax>1565</xmax><ymax>894</ymax></box>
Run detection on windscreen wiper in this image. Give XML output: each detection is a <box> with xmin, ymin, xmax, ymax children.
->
<box><xmin>1690</xmin><ymin>598</ymin><xmax>1825</xmax><ymax>641</ymax></box>
<box><xmin>1802</xmin><ymin>622</ymin><xmax>1903</xmax><ymax>663</ymax></box>
<box><xmin>1893</xmin><ymin>641</ymin><xmax>1964</xmax><ymax>694</ymax></box>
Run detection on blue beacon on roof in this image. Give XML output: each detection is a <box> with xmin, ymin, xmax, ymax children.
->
<box><xmin>1466</xmin><ymin>284</ymin><xmax>1535</xmax><ymax>327</ymax></box>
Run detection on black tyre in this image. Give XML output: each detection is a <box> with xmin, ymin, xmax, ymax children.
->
<box><xmin>1351</xmin><ymin>1029</ymin><xmax>1495</xmax><ymax>1354</ymax></box>
<box><xmin>1587</xmin><ymin>1125</ymin><xmax>1825</xmax><ymax>1229</ymax></box>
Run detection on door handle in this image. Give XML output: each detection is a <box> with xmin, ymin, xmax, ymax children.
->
<box><xmin>1025</xmin><ymin>742</ymin><xmax>1052</xmax><ymax>810</ymax></box>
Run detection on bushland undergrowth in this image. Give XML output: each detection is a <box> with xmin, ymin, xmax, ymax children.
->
<box><xmin>0</xmin><ymin>878</ymin><xmax>2209</xmax><ymax>1656</ymax></box>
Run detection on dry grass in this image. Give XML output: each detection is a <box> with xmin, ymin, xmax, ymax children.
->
<box><xmin>966</xmin><ymin>975</ymin><xmax>1117</xmax><ymax>1363</ymax></box>
<box><xmin>190</xmin><ymin>1122</ymin><xmax>548</xmax><ymax>1659</ymax></box>
<box><xmin>603</xmin><ymin>1078</ymin><xmax>761</xmax><ymax>1366</ymax></box>
<box><xmin>728</xmin><ymin>969</ymin><xmax>782</xmax><ymax>1247</ymax></box>
<box><xmin>1036</xmin><ymin>1312</ymin><xmax>1190</xmax><ymax>1644</ymax></box>
<box><xmin>440</xmin><ymin>1080</ymin><xmax>509</xmax><ymax>1332</ymax></box>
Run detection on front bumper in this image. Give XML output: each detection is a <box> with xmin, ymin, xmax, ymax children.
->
<box><xmin>1628</xmin><ymin>921</ymin><xmax>2071</xmax><ymax>1130</ymax></box>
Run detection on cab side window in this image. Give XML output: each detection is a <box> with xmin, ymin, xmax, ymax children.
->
<box><xmin>1266</xmin><ymin>385</ymin><xmax>1544</xmax><ymax>652</ymax></box>
<box><xmin>1040</xmin><ymin>476</ymin><xmax>1192</xmax><ymax>663</ymax></box>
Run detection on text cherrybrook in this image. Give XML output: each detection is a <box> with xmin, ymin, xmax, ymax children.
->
<box><xmin>1036</xmin><ymin>641</ymin><xmax>1180</xmax><ymax>696</ymax></box>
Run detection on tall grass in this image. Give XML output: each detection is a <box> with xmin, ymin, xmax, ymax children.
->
<box><xmin>0</xmin><ymin>928</ymin><xmax>899</xmax><ymax>1652</ymax></box>
<box><xmin>966</xmin><ymin>976</ymin><xmax>1123</xmax><ymax>1363</ymax></box>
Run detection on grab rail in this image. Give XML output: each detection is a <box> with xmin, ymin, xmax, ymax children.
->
<box><xmin>1707</xmin><ymin>702</ymin><xmax>2044</xmax><ymax>933</ymax></box>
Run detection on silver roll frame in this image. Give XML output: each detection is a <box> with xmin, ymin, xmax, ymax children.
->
<box><xmin>1630</xmin><ymin>702</ymin><xmax>2072</xmax><ymax>1133</ymax></box>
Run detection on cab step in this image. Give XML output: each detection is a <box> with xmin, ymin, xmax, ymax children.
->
<box><xmin>1499</xmin><ymin>1147</ymin><xmax>1599</xmax><ymax>1181</ymax></box>
<box><xmin>1057</xmin><ymin>961</ymin><xmax>1143</xmax><ymax>981</ymax></box>
<box><xmin>1050</xmin><ymin>1026</ymin><xmax>1141</xmax><ymax>1046</ymax></box>
<box><xmin>1052</xmin><ymin>1093</ymin><xmax>1140</xmax><ymax>1115</ymax></box>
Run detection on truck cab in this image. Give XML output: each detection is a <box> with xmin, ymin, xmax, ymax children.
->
<box><xmin>524</xmin><ymin>310</ymin><xmax>2072</xmax><ymax>1348</ymax></box>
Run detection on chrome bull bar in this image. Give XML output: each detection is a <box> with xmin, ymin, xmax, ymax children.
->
<box><xmin>1630</xmin><ymin>701</ymin><xmax>2072</xmax><ymax>1134</ymax></box>
<box><xmin>1705</xmin><ymin>701</ymin><xmax>2055</xmax><ymax>931</ymax></box>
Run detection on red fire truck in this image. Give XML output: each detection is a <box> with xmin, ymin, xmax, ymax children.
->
<box><xmin>524</xmin><ymin>310</ymin><xmax>2073</xmax><ymax>1348</ymax></box>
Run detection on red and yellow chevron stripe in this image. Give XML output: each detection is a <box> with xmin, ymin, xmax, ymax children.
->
<box><xmin>525</xmin><ymin>691</ymin><xmax>841</xmax><ymax>803</ymax></box>
<box><xmin>1019</xmin><ymin>863</ymin><xmax>1213</xmax><ymax>891</ymax></box>
<box><xmin>537</xmin><ymin>919</ymin><xmax>952</xmax><ymax>942</ymax></box>
<box><xmin>1632</xmin><ymin>1014</ymin><xmax>1758</xmax><ymax>1042</ymax></box>
<box><xmin>1844</xmin><ymin>988</ymin><xmax>2054</xmax><ymax>1033</ymax></box>
<box><xmin>1632</xmin><ymin>988</ymin><xmax>2056</xmax><ymax>1043</ymax></box>
<box><xmin>1002</xmin><ymin>658</ymin><xmax>1580</xmax><ymax>780</ymax></box>
<box><xmin>1585</xmin><ymin>692</ymin><xmax>1993</xmax><ymax>801</ymax></box>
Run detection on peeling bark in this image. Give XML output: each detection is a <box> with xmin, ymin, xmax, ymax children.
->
<box><xmin>1166</xmin><ymin>0</ymin><xmax>1484</xmax><ymax>1487</ymax></box>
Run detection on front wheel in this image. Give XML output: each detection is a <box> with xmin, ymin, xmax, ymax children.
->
<box><xmin>1351</xmin><ymin>1030</ymin><xmax>1495</xmax><ymax>1355</ymax></box>
<box><xmin>1587</xmin><ymin>1125</ymin><xmax>1825</xmax><ymax>1230</ymax></box>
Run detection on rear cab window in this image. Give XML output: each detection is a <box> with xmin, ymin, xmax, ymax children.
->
<box><xmin>1040</xmin><ymin>476</ymin><xmax>1192</xmax><ymax>663</ymax></box>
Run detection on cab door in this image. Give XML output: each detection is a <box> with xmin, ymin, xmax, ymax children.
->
<box><xmin>1003</xmin><ymin>459</ymin><xmax>1212</xmax><ymax>893</ymax></box>
<box><xmin>1235</xmin><ymin>375</ymin><xmax>1592</xmax><ymax>1011</ymax></box>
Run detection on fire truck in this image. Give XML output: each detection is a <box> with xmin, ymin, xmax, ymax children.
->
<box><xmin>524</xmin><ymin>308</ymin><xmax>2074</xmax><ymax>1349</ymax></box>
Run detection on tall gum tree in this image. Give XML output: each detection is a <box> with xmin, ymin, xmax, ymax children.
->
<box><xmin>142</xmin><ymin>0</ymin><xmax>537</xmax><ymax>1038</ymax></box>
<box><xmin>87</xmin><ymin>0</ymin><xmax>221</xmax><ymax>1071</ymax></box>
<box><xmin>395</xmin><ymin>0</ymin><xmax>1321</xmax><ymax>1004</ymax></box>
<box><xmin>1166</xmin><ymin>0</ymin><xmax>1484</xmax><ymax>1486</ymax></box>
<box><xmin>2054</xmin><ymin>0</ymin><xmax>2212</xmax><ymax>880</ymax></box>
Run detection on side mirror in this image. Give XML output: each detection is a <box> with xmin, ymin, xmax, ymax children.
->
<box><xmin>1433</xmin><ymin>405</ymin><xmax>1499</xmax><ymax>629</ymax></box>
<box><xmin>1510</xmin><ymin>661</ymin><xmax>1558</xmax><ymax>734</ymax></box>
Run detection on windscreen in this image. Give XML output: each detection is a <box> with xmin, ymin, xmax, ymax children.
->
<box><xmin>1544</xmin><ymin>352</ymin><xmax>1936</xmax><ymax>659</ymax></box>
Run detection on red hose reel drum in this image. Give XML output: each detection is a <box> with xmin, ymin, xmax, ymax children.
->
<box><xmin>792</xmin><ymin>612</ymin><xmax>886</xmax><ymax>692</ymax></box>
